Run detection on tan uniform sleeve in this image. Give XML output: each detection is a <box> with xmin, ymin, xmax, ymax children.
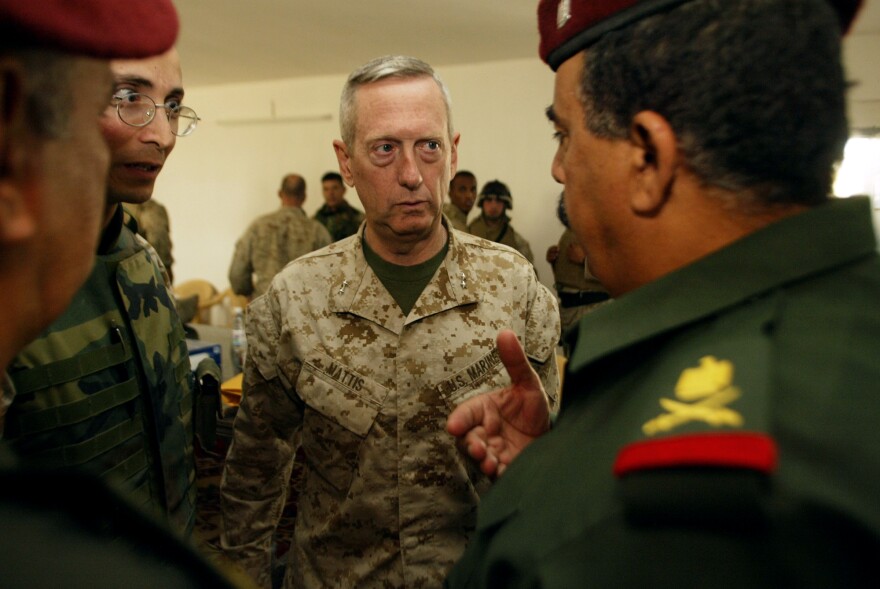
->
<box><xmin>220</xmin><ymin>293</ymin><xmax>304</xmax><ymax>588</ymax></box>
<box><xmin>228</xmin><ymin>232</ymin><xmax>255</xmax><ymax>297</ymax></box>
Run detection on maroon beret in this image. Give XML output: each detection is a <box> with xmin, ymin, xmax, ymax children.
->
<box><xmin>538</xmin><ymin>0</ymin><xmax>864</xmax><ymax>71</ymax></box>
<box><xmin>0</xmin><ymin>0</ymin><xmax>179</xmax><ymax>59</ymax></box>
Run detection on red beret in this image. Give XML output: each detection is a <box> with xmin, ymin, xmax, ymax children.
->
<box><xmin>538</xmin><ymin>0</ymin><xmax>865</xmax><ymax>71</ymax></box>
<box><xmin>0</xmin><ymin>0</ymin><xmax>179</xmax><ymax>59</ymax></box>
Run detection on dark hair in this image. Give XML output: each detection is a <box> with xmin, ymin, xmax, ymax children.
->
<box><xmin>451</xmin><ymin>170</ymin><xmax>475</xmax><ymax>185</ymax></box>
<box><xmin>321</xmin><ymin>171</ymin><xmax>344</xmax><ymax>184</ymax></box>
<box><xmin>579</xmin><ymin>0</ymin><xmax>847</xmax><ymax>206</ymax></box>
<box><xmin>8</xmin><ymin>48</ymin><xmax>74</xmax><ymax>139</ymax></box>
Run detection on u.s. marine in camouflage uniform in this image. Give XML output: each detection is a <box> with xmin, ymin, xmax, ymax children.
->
<box><xmin>220</xmin><ymin>55</ymin><xmax>560</xmax><ymax>588</ymax></box>
<box><xmin>229</xmin><ymin>174</ymin><xmax>332</xmax><ymax>298</ymax></box>
<box><xmin>221</xmin><ymin>225</ymin><xmax>559</xmax><ymax>588</ymax></box>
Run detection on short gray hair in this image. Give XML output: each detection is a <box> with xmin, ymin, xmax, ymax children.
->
<box><xmin>339</xmin><ymin>55</ymin><xmax>454</xmax><ymax>147</ymax></box>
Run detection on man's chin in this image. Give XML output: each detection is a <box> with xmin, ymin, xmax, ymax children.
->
<box><xmin>107</xmin><ymin>190</ymin><xmax>154</xmax><ymax>206</ymax></box>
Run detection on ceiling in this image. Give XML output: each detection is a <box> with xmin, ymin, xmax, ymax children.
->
<box><xmin>175</xmin><ymin>0</ymin><xmax>541</xmax><ymax>87</ymax></box>
<box><xmin>175</xmin><ymin>0</ymin><xmax>880</xmax><ymax>88</ymax></box>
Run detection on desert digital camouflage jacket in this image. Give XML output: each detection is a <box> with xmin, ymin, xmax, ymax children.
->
<box><xmin>4</xmin><ymin>205</ymin><xmax>196</xmax><ymax>537</ymax></box>
<box><xmin>229</xmin><ymin>206</ymin><xmax>332</xmax><ymax>298</ymax></box>
<box><xmin>220</xmin><ymin>227</ymin><xmax>560</xmax><ymax>588</ymax></box>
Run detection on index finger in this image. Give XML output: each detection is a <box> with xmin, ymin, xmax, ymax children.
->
<box><xmin>496</xmin><ymin>330</ymin><xmax>541</xmax><ymax>391</ymax></box>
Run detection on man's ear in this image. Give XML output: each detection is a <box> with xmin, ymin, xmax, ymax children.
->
<box><xmin>628</xmin><ymin>111</ymin><xmax>679</xmax><ymax>216</ymax></box>
<box><xmin>0</xmin><ymin>58</ymin><xmax>38</xmax><ymax>243</ymax></box>
<box><xmin>449</xmin><ymin>131</ymin><xmax>460</xmax><ymax>177</ymax></box>
<box><xmin>332</xmin><ymin>140</ymin><xmax>356</xmax><ymax>187</ymax></box>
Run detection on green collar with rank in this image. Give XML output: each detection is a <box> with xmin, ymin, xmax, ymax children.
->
<box><xmin>568</xmin><ymin>196</ymin><xmax>878</xmax><ymax>373</ymax></box>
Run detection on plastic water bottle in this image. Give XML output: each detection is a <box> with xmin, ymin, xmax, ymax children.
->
<box><xmin>231</xmin><ymin>306</ymin><xmax>247</xmax><ymax>373</ymax></box>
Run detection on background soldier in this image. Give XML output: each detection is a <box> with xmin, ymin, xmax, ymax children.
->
<box><xmin>467</xmin><ymin>179</ymin><xmax>535</xmax><ymax>263</ymax></box>
<box><xmin>443</xmin><ymin>170</ymin><xmax>477</xmax><ymax>232</ymax></box>
<box><xmin>229</xmin><ymin>173</ymin><xmax>332</xmax><ymax>298</ymax></box>
<box><xmin>313</xmin><ymin>170</ymin><xmax>365</xmax><ymax>241</ymax></box>
<box><xmin>546</xmin><ymin>193</ymin><xmax>609</xmax><ymax>348</ymax></box>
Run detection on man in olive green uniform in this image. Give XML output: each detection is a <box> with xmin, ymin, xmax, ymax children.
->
<box><xmin>313</xmin><ymin>171</ymin><xmax>365</xmax><ymax>241</ymax></box>
<box><xmin>229</xmin><ymin>173</ymin><xmax>332</xmax><ymax>298</ymax></box>
<box><xmin>447</xmin><ymin>1</ymin><xmax>879</xmax><ymax>587</ymax></box>
<box><xmin>220</xmin><ymin>55</ymin><xmax>560</xmax><ymax>588</ymax></box>
<box><xmin>443</xmin><ymin>170</ymin><xmax>477</xmax><ymax>232</ymax></box>
<box><xmin>4</xmin><ymin>46</ymin><xmax>201</xmax><ymax>538</ymax></box>
<box><xmin>467</xmin><ymin>180</ymin><xmax>535</xmax><ymax>263</ymax></box>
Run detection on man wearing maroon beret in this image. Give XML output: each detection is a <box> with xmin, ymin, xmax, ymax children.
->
<box><xmin>0</xmin><ymin>2</ymin><xmax>241</xmax><ymax>586</ymax></box>
<box><xmin>3</xmin><ymin>6</ymin><xmax>203</xmax><ymax>535</ymax></box>
<box><xmin>447</xmin><ymin>0</ymin><xmax>879</xmax><ymax>587</ymax></box>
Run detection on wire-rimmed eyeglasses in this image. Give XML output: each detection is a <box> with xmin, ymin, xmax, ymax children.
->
<box><xmin>112</xmin><ymin>92</ymin><xmax>200</xmax><ymax>137</ymax></box>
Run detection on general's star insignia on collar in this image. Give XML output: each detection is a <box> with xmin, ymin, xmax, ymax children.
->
<box><xmin>643</xmin><ymin>356</ymin><xmax>744</xmax><ymax>436</ymax></box>
<box><xmin>557</xmin><ymin>0</ymin><xmax>571</xmax><ymax>28</ymax></box>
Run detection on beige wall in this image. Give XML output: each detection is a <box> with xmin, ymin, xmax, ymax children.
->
<box><xmin>155</xmin><ymin>58</ymin><xmax>565</xmax><ymax>292</ymax></box>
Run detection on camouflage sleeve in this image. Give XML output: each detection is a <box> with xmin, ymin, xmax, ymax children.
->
<box><xmin>523</xmin><ymin>275</ymin><xmax>561</xmax><ymax>413</ymax></box>
<box><xmin>139</xmin><ymin>205</ymin><xmax>174</xmax><ymax>273</ymax></box>
<box><xmin>314</xmin><ymin>221</ymin><xmax>332</xmax><ymax>251</ymax></box>
<box><xmin>133</xmin><ymin>232</ymin><xmax>173</xmax><ymax>292</ymax></box>
<box><xmin>228</xmin><ymin>232</ymin><xmax>255</xmax><ymax>297</ymax></box>
<box><xmin>220</xmin><ymin>293</ymin><xmax>304</xmax><ymax>589</ymax></box>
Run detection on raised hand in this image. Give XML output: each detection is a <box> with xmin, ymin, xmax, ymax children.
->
<box><xmin>446</xmin><ymin>329</ymin><xmax>552</xmax><ymax>479</ymax></box>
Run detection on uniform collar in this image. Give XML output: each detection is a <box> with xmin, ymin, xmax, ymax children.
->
<box><xmin>97</xmin><ymin>204</ymin><xmax>125</xmax><ymax>255</ymax></box>
<box><xmin>569</xmin><ymin>197</ymin><xmax>879</xmax><ymax>373</ymax></box>
<box><xmin>328</xmin><ymin>218</ymin><xmax>483</xmax><ymax>333</ymax></box>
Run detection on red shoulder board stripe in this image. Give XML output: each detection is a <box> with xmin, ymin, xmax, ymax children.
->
<box><xmin>613</xmin><ymin>432</ymin><xmax>778</xmax><ymax>478</ymax></box>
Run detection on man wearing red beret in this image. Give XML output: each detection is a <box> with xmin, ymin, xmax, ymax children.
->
<box><xmin>5</xmin><ymin>47</ymin><xmax>202</xmax><ymax>532</ymax></box>
<box><xmin>447</xmin><ymin>0</ymin><xmax>879</xmax><ymax>587</ymax></box>
<box><xmin>0</xmin><ymin>1</ymin><xmax>241</xmax><ymax>587</ymax></box>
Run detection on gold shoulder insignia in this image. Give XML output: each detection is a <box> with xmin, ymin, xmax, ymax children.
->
<box><xmin>642</xmin><ymin>356</ymin><xmax>743</xmax><ymax>436</ymax></box>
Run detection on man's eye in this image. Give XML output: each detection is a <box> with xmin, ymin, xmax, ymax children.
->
<box><xmin>164</xmin><ymin>100</ymin><xmax>182</xmax><ymax>112</ymax></box>
<box><xmin>425</xmin><ymin>141</ymin><xmax>440</xmax><ymax>150</ymax></box>
<box><xmin>114</xmin><ymin>90</ymin><xmax>141</xmax><ymax>104</ymax></box>
<box><xmin>552</xmin><ymin>131</ymin><xmax>565</xmax><ymax>144</ymax></box>
<box><xmin>377</xmin><ymin>144</ymin><xmax>394</xmax><ymax>153</ymax></box>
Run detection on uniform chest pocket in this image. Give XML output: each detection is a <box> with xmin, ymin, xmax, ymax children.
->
<box><xmin>295</xmin><ymin>353</ymin><xmax>387</xmax><ymax>496</ymax></box>
<box><xmin>437</xmin><ymin>347</ymin><xmax>509</xmax><ymax>411</ymax></box>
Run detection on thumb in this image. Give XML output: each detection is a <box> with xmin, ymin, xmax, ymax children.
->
<box><xmin>496</xmin><ymin>329</ymin><xmax>540</xmax><ymax>389</ymax></box>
